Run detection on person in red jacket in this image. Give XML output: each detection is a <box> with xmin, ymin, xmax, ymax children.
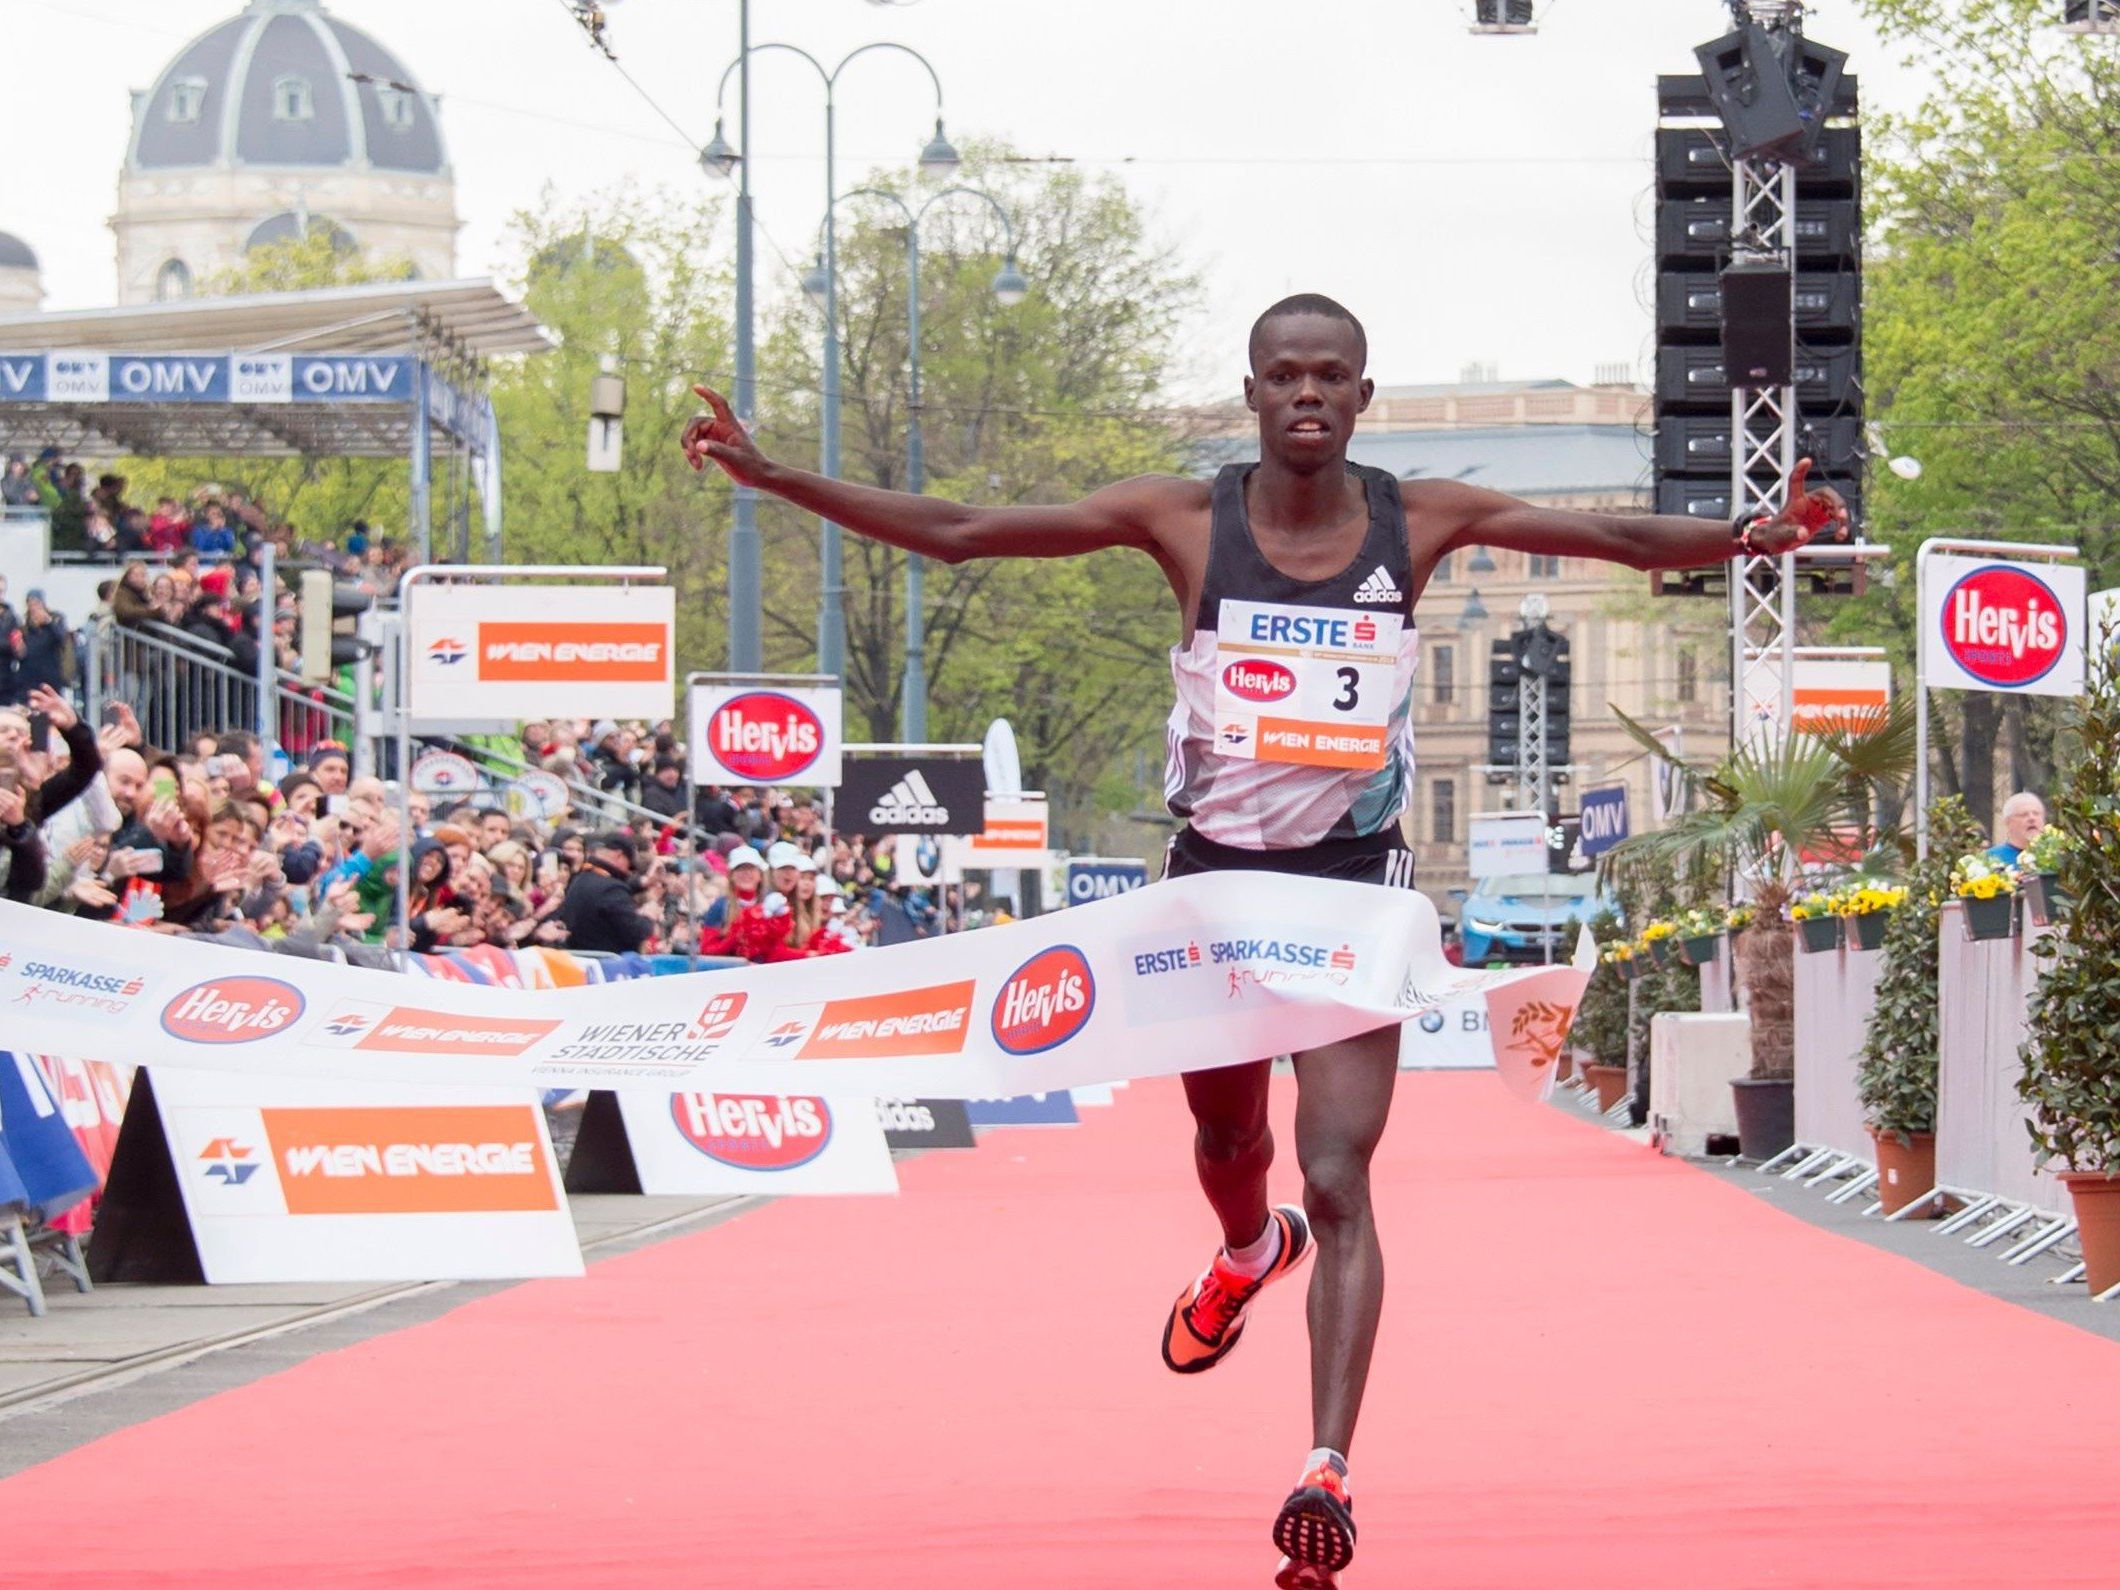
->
<box><xmin>697</xmin><ymin>844</ymin><xmax>775</xmax><ymax>960</ymax></box>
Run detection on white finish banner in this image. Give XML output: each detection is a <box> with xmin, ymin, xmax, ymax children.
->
<box><xmin>686</xmin><ymin>679</ymin><xmax>843</xmax><ymax>789</ymax></box>
<box><xmin>613</xmin><ymin>1090</ymin><xmax>897</xmax><ymax>1196</ymax></box>
<box><xmin>1920</xmin><ymin>555</ymin><xmax>2086</xmax><ymax>698</ymax></box>
<box><xmin>406</xmin><ymin>583</ymin><xmax>676</xmax><ymax>725</ymax></box>
<box><xmin>0</xmin><ymin>875</ymin><xmax>1585</xmax><ymax>1103</ymax></box>
<box><xmin>148</xmin><ymin>1068</ymin><xmax>580</xmax><ymax>1284</ymax></box>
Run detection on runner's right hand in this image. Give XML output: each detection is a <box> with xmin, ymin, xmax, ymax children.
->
<box><xmin>682</xmin><ymin>385</ymin><xmax>770</xmax><ymax>486</ymax></box>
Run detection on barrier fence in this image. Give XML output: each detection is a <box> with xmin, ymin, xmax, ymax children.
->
<box><xmin>1935</xmin><ymin>904</ymin><xmax>2067</xmax><ymax>1218</ymax></box>
<box><xmin>1771</xmin><ymin>903</ymin><xmax>2085</xmax><ymax>1272</ymax></box>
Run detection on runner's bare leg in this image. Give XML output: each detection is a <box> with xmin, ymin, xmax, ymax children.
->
<box><xmin>1182</xmin><ymin>1059</ymin><xmax>1275</xmax><ymax>1249</ymax></box>
<box><xmin>1291</xmin><ymin>1027</ymin><xmax>1399</xmax><ymax>1454</ymax></box>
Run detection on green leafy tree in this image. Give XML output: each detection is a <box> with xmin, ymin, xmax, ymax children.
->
<box><xmin>2018</xmin><ymin>627</ymin><xmax>2120</xmax><ymax>1170</ymax></box>
<box><xmin>1856</xmin><ymin>796</ymin><xmax>1985</xmax><ymax>1139</ymax></box>
<box><xmin>753</xmin><ymin>149</ymin><xmax>1203</xmax><ymax>838</ymax></box>
<box><xmin>488</xmin><ymin>186</ymin><xmax>735</xmax><ymax>678</ymax></box>
<box><xmin>1841</xmin><ymin>0</ymin><xmax>2120</xmax><ymax>823</ymax></box>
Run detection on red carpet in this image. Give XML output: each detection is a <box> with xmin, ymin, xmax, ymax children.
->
<box><xmin>5</xmin><ymin>1074</ymin><xmax>2120</xmax><ymax>1587</ymax></box>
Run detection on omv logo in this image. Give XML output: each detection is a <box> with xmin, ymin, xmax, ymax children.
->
<box><xmin>427</xmin><ymin>637</ymin><xmax>468</xmax><ymax>667</ymax></box>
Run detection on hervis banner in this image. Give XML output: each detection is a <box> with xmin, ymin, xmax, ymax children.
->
<box><xmin>0</xmin><ymin>875</ymin><xmax>1588</xmax><ymax>1106</ymax></box>
<box><xmin>565</xmin><ymin>1088</ymin><xmax>896</xmax><ymax>1197</ymax></box>
<box><xmin>1920</xmin><ymin>554</ymin><xmax>2086</xmax><ymax>698</ymax></box>
<box><xmin>687</xmin><ymin>673</ymin><xmax>843</xmax><ymax>790</ymax></box>
<box><xmin>90</xmin><ymin>1068</ymin><xmax>579</xmax><ymax>1285</ymax></box>
<box><xmin>406</xmin><ymin>583</ymin><xmax>675</xmax><ymax>725</ymax></box>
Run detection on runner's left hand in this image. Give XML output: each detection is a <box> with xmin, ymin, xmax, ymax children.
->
<box><xmin>1747</xmin><ymin>458</ymin><xmax>1850</xmax><ymax>555</ymax></box>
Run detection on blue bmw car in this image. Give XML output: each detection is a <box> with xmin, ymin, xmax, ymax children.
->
<box><xmin>1457</xmin><ymin>870</ymin><xmax>1613</xmax><ymax>966</ymax></box>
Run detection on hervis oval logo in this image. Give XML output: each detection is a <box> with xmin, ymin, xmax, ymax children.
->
<box><xmin>708</xmin><ymin>691</ymin><xmax>825</xmax><ymax>782</ymax></box>
<box><xmin>991</xmin><ymin>945</ymin><xmax>1096</xmax><ymax>1056</ymax></box>
<box><xmin>670</xmin><ymin>1093</ymin><xmax>832</xmax><ymax>1171</ymax></box>
<box><xmin>161</xmin><ymin>977</ymin><xmax>306</xmax><ymax>1045</ymax></box>
<box><xmin>1941</xmin><ymin>565</ymin><xmax>2070</xmax><ymax>689</ymax></box>
<box><xmin>1221</xmin><ymin>659</ymin><xmax>1297</xmax><ymax>704</ymax></box>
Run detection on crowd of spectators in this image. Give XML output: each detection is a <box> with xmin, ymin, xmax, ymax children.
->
<box><xmin>0</xmin><ymin>462</ymin><xmax>979</xmax><ymax>964</ymax></box>
<box><xmin>0</xmin><ymin>693</ymin><xmax>975</xmax><ymax>970</ymax></box>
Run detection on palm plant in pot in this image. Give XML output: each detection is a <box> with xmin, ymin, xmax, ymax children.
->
<box><xmin>2018</xmin><ymin>630</ymin><xmax>2120</xmax><ymax>1292</ymax></box>
<box><xmin>1856</xmin><ymin>802</ymin><xmax>1983</xmax><ymax>1215</ymax></box>
<box><xmin>1606</xmin><ymin>703</ymin><xmax>1916</xmax><ymax>1160</ymax></box>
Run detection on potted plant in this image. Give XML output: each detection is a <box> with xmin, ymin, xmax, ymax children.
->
<box><xmin>2020</xmin><ymin>825</ymin><xmax>2072</xmax><ymax>928</ymax></box>
<box><xmin>1606</xmin><ymin>702</ymin><xmax>1916</xmax><ymax>1161</ymax></box>
<box><xmin>1724</xmin><ymin>903</ymin><xmax>1754</xmax><ymax>936</ymax></box>
<box><xmin>2020</xmin><ymin>629</ymin><xmax>2120</xmax><ymax>1292</ymax></box>
<box><xmin>1950</xmin><ymin>853</ymin><xmax>2018</xmax><ymax>942</ymax></box>
<box><xmin>1640</xmin><ymin>919</ymin><xmax>1678</xmax><ymax>971</ymax></box>
<box><xmin>1674</xmin><ymin>906</ymin><xmax>1724</xmax><ymax>968</ymax></box>
<box><xmin>1574</xmin><ymin>912</ymin><xmax>1632</xmax><ymax>1108</ymax></box>
<box><xmin>1790</xmin><ymin>890</ymin><xmax>1844</xmax><ymax>954</ymax></box>
<box><xmin>1839</xmin><ymin>881</ymin><xmax>1907</xmax><ymax>953</ymax></box>
<box><xmin>1856</xmin><ymin>803</ymin><xmax>1982</xmax><ymax>1214</ymax></box>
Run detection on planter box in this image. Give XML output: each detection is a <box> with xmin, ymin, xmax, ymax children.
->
<box><xmin>1797</xmin><ymin>915</ymin><xmax>1842</xmax><ymax>954</ymax></box>
<box><xmin>1678</xmin><ymin>932</ymin><xmax>1723</xmax><ymax>968</ymax></box>
<box><xmin>2024</xmin><ymin>872</ymin><xmax>2070</xmax><ymax>928</ymax></box>
<box><xmin>1961</xmin><ymin>893</ymin><xmax>2017</xmax><ymax>942</ymax></box>
<box><xmin>1645</xmin><ymin>938</ymin><xmax>1674</xmax><ymax>971</ymax></box>
<box><xmin>1846</xmin><ymin>910</ymin><xmax>1890</xmax><ymax>952</ymax></box>
<box><xmin>1648</xmin><ymin>1012</ymin><xmax>1750</xmax><ymax>1158</ymax></box>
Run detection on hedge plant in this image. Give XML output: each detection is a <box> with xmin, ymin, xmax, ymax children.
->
<box><xmin>1855</xmin><ymin>797</ymin><xmax>1983</xmax><ymax>1142</ymax></box>
<box><xmin>1571</xmin><ymin>908</ymin><xmax>1631</xmax><ymax>1067</ymax></box>
<box><xmin>2019</xmin><ymin>628</ymin><xmax>2120</xmax><ymax>1172</ymax></box>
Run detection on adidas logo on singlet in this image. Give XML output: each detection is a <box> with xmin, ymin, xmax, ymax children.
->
<box><xmin>1352</xmin><ymin>564</ymin><xmax>1403</xmax><ymax>605</ymax></box>
<box><xmin>869</xmin><ymin>769</ymin><xmax>952</xmax><ymax>827</ymax></box>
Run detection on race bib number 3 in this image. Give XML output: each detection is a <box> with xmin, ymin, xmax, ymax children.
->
<box><xmin>1213</xmin><ymin>600</ymin><xmax>1402</xmax><ymax>770</ymax></box>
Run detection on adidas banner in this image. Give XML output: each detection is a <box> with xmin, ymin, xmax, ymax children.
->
<box><xmin>0</xmin><ymin>878</ymin><xmax>1586</xmax><ymax>1103</ymax></box>
<box><xmin>838</xmin><ymin>756</ymin><xmax>986</xmax><ymax>835</ymax></box>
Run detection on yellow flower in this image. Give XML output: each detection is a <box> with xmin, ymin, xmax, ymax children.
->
<box><xmin>1642</xmin><ymin>921</ymin><xmax>1677</xmax><ymax>941</ymax></box>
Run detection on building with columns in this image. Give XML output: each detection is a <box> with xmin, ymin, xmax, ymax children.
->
<box><xmin>111</xmin><ymin>0</ymin><xmax>458</xmax><ymax>304</ymax></box>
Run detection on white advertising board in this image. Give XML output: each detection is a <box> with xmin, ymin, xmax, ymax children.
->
<box><xmin>612</xmin><ymin>1090</ymin><xmax>896</xmax><ymax>1195</ymax></box>
<box><xmin>1920</xmin><ymin>555</ymin><xmax>2086</xmax><ymax>698</ymax></box>
<box><xmin>148</xmin><ymin>1067</ymin><xmax>580</xmax><ymax>1284</ymax></box>
<box><xmin>686</xmin><ymin>679</ymin><xmax>843</xmax><ymax>789</ymax></box>
<box><xmin>949</xmin><ymin>794</ymin><xmax>1051</xmax><ymax>868</ymax></box>
<box><xmin>1467</xmin><ymin>811</ymin><xmax>1549</xmax><ymax>882</ymax></box>
<box><xmin>1397</xmin><ymin>996</ymin><xmax>1493</xmax><ymax>1070</ymax></box>
<box><xmin>406</xmin><ymin>583</ymin><xmax>675</xmax><ymax>725</ymax></box>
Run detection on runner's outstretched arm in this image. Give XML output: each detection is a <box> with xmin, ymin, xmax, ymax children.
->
<box><xmin>1426</xmin><ymin>457</ymin><xmax>1848</xmax><ymax>570</ymax></box>
<box><xmin>682</xmin><ymin>384</ymin><xmax>1173</xmax><ymax>563</ymax></box>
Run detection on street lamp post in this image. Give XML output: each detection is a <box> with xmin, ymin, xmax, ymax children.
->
<box><xmin>703</xmin><ymin>41</ymin><xmax>957</xmax><ymax>685</ymax></box>
<box><xmin>816</xmin><ymin>184</ymin><xmax>1027</xmax><ymax>740</ymax></box>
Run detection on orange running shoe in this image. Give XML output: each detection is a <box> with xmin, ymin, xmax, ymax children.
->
<box><xmin>1160</xmin><ymin>1203</ymin><xmax>1312</xmax><ymax>1374</ymax></box>
<box><xmin>1272</xmin><ymin>1462</ymin><xmax>1355</xmax><ymax>1581</ymax></box>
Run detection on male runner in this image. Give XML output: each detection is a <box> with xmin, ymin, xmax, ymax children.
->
<box><xmin>683</xmin><ymin>295</ymin><xmax>1843</xmax><ymax>1586</ymax></box>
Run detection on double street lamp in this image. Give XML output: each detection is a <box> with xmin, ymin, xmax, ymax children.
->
<box><xmin>702</xmin><ymin>40</ymin><xmax>958</xmax><ymax>684</ymax></box>
<box><xmin>801</xmin><ymin>185</ymin><xmax>1028</xmax><ymax>740</ymax></box>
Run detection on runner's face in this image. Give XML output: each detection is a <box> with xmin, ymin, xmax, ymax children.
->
<box><xmin>1244</xmin><ymin>315</ymin><xmax>1371</xmax><ymax>470</ymax></box>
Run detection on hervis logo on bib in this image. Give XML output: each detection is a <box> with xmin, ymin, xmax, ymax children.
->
<box><xmin>670</xmin><ymin>1093</ymin><xmax>832</xmax><ymax>1171</ymax></box>
<box><xmin>1221</xmin><ymin>659</ymin><xmax>1296</xmax><ymax>703</ymax></box>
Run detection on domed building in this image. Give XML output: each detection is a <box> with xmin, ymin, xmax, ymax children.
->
<box><xmin>0</xmin><ymin>232</ymin><xmax>43</xmax><ymax>313</ymax></box>
<box><xmin>113</xmin><ymin>0</ymin><xmax>458</xmax><ymax>304</ymax></box>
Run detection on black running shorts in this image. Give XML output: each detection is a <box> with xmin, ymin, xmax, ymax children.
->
<box><xmin>1162</xmin><ymin>825</ymin><xmax>1416</xmax><ymax>891</ymax></box>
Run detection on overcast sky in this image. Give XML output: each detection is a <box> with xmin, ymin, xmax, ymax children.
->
<box><xmin>9</xmin><ymin>0</ymin><xmax>1926</xmax><ymax>399</ymax></box>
